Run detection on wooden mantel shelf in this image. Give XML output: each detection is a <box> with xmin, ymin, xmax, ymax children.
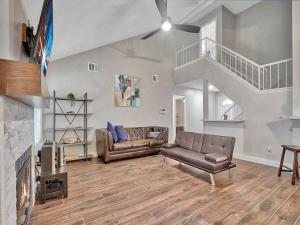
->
<box><xmin>0</xmin><ymin>59</ymin><xmax>49</xmax><ymax>107</ymax></box>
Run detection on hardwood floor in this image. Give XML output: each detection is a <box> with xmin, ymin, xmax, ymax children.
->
<box><xmin>30</xmin><ymin>155</ymin><xmax>300</xmax><ymax>225</ymax></box>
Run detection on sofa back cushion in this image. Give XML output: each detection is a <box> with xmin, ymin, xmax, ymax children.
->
<box><xmin>153</xmin><ymin>127</ymin><xmax>169</xmax><ymax>143</ymax></box>
<box><xmin>192</xmin><ymin>133</ymin><xmax>205</xmax><ymax>152</ymax></box>
<box><xmin>143</xmin><ymin>127</ymin><xmax>153</xmax><ymax>138</ymax></box>
<box><xmin>175</xmin><ymin>131</ymin><xmax>195</xmax><ymax>150</ymax></box>
<box><xmin>107</xmin><ymin>122</ymin><xmax>118</xmax><ymax>143</ymax></box>
<box><xmin>115</xmin><ymin>126</ymin><xmax>128</xmax><ymax>142</ymax></box>
<box><xmin>201</xmin><ymin>134</ymin><xmax>235</xmax><ymax>160</ymax></box>
<box><xmin>126</xmin><ymin>127</ymin><xmax>153</xmax><ymax>141</ymax></box>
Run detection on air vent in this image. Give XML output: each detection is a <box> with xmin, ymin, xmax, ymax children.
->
<box><xmin>88</xmin><ymin>62</ymin><xmax>98</xmax><ymax>72</ymax></box>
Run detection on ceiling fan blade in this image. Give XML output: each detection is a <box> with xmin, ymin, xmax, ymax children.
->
<box><xmin>141</xmin><ymin>29</ymin><xmax>161</xmax><ymax>40</ymax></box>
<box><xmin>173</xmin><ymin>24</ymin><xmax>200</xmax><ymax>33</ymax></box>
<box><xmin>135</xmin><ymin>56</ymin><xmax>161</xmax><ymax>63</ymax></box>
<box><xmin>125</xmin><ymin>56</ymin><xmax>161</xmax><ymax>63</ymax></box>
<box><xmin>155</xmin><ymin>0</ymin><xmax>167</xmax><ymax>19</ymax></box>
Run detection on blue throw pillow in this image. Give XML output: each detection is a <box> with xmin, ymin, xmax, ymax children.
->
<box><xmin>115</xmin><ymin>126</ymin><xmax>128</xmax><ymax>142</ymax></box>
<box><xmin>107</xmin><ymin>122</ymin><xmax>118</xmax><ymax>143</ymax></box>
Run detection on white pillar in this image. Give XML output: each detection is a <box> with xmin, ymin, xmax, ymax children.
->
<box><xmin>292</xmin><ymin>1</ymin><xmax>300</xmax><ymax>116</ymax></box>
<box><xmin>203</xmin><ymin>80</ymin><xmax>209</xmax><ymax>133</ymax></box>
<box><xmin>0</xmin><ymin>0</ymin><xmax>10</xmax><ymax>59</ymax></box>
<box><xmin>203</xmin><ymin>80</ymin><xmax>209</xmax><ymax>120</ymax></box>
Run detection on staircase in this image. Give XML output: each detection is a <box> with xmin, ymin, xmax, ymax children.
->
<box><xmin>175</xmin><ymin>37</ymin><xmax>293</xmax><ymax>92</ymax></box>
<box><xmin>220</xmin><ymin>103</ymin><xmax>243</xmax><ymax>121</ymax></box>
<box><xmin>174</xmin><ymin>39</ymin><xmax>293</xmax><ymax>162</ymax></box>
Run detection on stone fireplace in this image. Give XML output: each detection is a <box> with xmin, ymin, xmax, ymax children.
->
<box><xmin>15</xmin><ymin>147</ymin><xmax>32</xmax><ymax>225</ymax></box>
<box><xmin>0</xmin><ymin>96</ymin><xmax>34</xmax><ymax>225</ymax></box>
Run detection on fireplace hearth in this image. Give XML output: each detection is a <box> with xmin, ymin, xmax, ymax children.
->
<box><xmin>15</xmin><ymin>147</ymin><xmax>32</xmax><ymax>225</ymax></box>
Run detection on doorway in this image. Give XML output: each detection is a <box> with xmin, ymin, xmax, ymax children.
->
<box><xmin>173</xmin><ymin>95</ymin><xmax>186</xmax><ymax>141</ymax></box>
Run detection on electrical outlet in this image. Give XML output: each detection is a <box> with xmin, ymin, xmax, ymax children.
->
<box><xmin>266</xmin><ymin>145</ymin><xmax>272</xmax><ymax>152</ymax></box>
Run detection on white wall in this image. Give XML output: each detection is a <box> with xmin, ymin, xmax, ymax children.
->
<box><xmin>174</xmin><ymin>57</ymin><xmax>294</xmax><ymax>165</ymax></box>
<box><xmin>194</xmin><ymin>7</ymin><xmax>223</xmax><ymax>45</ymax></box>
<box><xmin>291</xmin><ymin>1</ymin><xmax>300</xmax><ymax>151</ymax></box>
<box><xmin>222</xmin><ymin>6</ymin><xmax>236</xmax><ymax>50</ymax></box>
<box><xmin>0</xmin><ymin>0</ymin><xmax>28</xmax><ymax>61</ymax></box>
<box><xmin>235</xmin><ymin>0</ymin><xmax>292</xmax><ymax>64</ymax></box>
<box><xmin>173</xmin><ymin>1</ymin><xmax>296</xmax><ymax>166</ymax></box>
<box><xmin>0</xmin><ymin>0</ymin><xmax>10</xmax><ymax>59</ymax></box>
<box><xmin>174</xmin><ymin>88</ymin><xmax>203</xmax><ymax>134</ymax></box>
<box><xmin>45</xmin><ymin>36</ymin><xmax>179</xmax><ymax>156</ymax></box>
<box><xmin>208</xmin><ymin>92</ymin><xmax>217</xmax><ymax>120</ymax></box>
<box><xmin>175</xmin><ymin>99</ymin><xmax>184</xmax><ymax>127</ymax></box>
<box><xmin>292</xmin><ymin>1</ymin><xmax>300</xmax><ymax>117</ymax></box>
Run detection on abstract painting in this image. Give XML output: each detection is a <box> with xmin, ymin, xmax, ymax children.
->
<box><xmin>114</xmin><ymin>74</ymin><xmax>140</xmax><ymax>107</ymax></box>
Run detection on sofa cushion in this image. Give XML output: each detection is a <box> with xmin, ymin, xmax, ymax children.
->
<box><xmin>131</xmin><ymin>139</ymin><xmax>150</xmax><ymax>148</ymax></box>
<box><xmin>148</xmin><ymin>132</ymin><xmax>163</xmax><ymax>139</ymax></box>
<box><xmin>149</xmin><ymin>139</ymin><xmax>164</xmax><ymax>147</ymax></box>
<box><xmin>143</xmin><ymin>127</ymin><xmax>154</xmax><ymax>138</ymax></box>
<box><xmin>161</xmin><ymin>147</ymin><xmax>204</xmax><ymax>162</ymax></box>
<box><xmin>112</xmin><ymin>141</ymin><xmax>133</xmax><ymax>151</ymax></box>
<box><xmin>107</xmin><ymin>122</ymin><xmax>118</xmax><ymax>143</ymax></box>
<box><xmin>192</xmin><ymin>133</ymin><xmax>205</xmax><ymax>152</ymax></box>
<box><xmin>153</xmin><ymin>127</ymin><xmax>169</xmax><ymax>143</ymax></box>
<box><xmin>205</xmin><ymin>152</ymin><xmax>228</xmax><ymax>163</ymax></box>
<box><xmin>115</xmin><ymin>125</ymin><xmax>128</xmax><ymax>142</ymax></box>
<box><xmin>175</xmin><ymin>131</ymin><xmax>195</xmax><ymax>150</ymax></box>
<box><xmin>201</xmin><ymin>134</ymin><xmax>235</xmax><ymax>160</ymax></box>
<box><xmin>163</xmin><ymin>143</ymin><xmax>178</xmax><ymax>149</ymax></box>
<box><xmin>160</xmin><ymin>147</ymin><xmax>230</xmax><ymax>172</ymax></box>
<box><xmin>126</xmin><ymin>127</ymin><xmax>146</xmax><ymax>140</ymax></box>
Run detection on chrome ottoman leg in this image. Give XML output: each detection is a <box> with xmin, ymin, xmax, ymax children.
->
<box><xmin>210</xmin><ymin>173</ymin><xmax>215</xmax><ymax>186</ymax></box>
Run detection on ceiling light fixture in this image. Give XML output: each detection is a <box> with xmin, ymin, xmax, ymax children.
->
<box><xmin>222</xmin><ymin>99</ymin><xmax>233</xmax><ymax>106</ymax></box>
<box><xmin>162</xmin><ymin>20</ymin><xmax>172</xmax><ymax>31</ymax></box>
<box><xmin>208</xmin><ymin>85</ymin><xmax>214</xmax><ymax>90</ymax></box>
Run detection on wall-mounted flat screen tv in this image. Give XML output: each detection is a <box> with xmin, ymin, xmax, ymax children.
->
<box><xmin>31</xmin><ymin>0</ymin><xmax>53</xmax><ymax>76</ymax></box>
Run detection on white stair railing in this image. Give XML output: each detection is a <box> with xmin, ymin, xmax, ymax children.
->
<box><xmin>220</xmin><ymin>103</ymin><xmax>243</xmax><ymax>121</ymax></box>
<box><xmin>175</xmin><ymin>37</ymin><xmax>293</xmax><ymax>92</ymax></box>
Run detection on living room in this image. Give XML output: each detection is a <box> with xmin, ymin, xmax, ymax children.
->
<box><xmin>1</xmin><ymin>0</ymin><xmax>300</xmax><ymax>224</ymax></box>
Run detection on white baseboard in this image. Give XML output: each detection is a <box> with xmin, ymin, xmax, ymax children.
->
<box><xmin>233</xmin><ymin>153</ymin><xmax>292</xmax><ymax>169</ymax></box>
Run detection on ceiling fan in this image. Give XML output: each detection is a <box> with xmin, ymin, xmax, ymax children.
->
<box><xmin>141</xmin><ymin>0</ymin><xmax>201</xmax><ymax>40</ymax></box>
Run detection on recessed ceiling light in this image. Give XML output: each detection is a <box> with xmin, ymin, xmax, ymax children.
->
<box><xmin>162</xmin><ymin>20</ymin><xmax>172</xmax><ymax>31</ymax></box>
<box><xmin>208</xmin><ymin>85</ymin><xmax>214</xmax><ymax>90</ymax></box>
<box><xmin>223</xmin><ymin>99</ymin><xmax>233</xmax><ymax>105</ymax></box>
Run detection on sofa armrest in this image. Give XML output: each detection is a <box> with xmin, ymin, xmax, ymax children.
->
<box><xmin>153</xmin><ymin>127</ymin><xmax>169</xmax><ymax>143</ymax></box>
<box><xmin>162</xmin><ymin>143</ymin><xmax>178</xmax><ymax>149</ymax></box>
<box><xmin>205</xmin><ymin>152</ymin><xmax>228</xmax><ymax>163</ymax></box>
<box><xmin>95</xmin><ymin>129</ymin><xmax>113</xmax><ymax>161</ymax></box>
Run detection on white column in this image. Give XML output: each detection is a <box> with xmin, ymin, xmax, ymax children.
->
<box><xmin>203</xmin><ymin>80</ymin><xmax>209</xmax><ymax>133</ymax></box>
<box><xmin>293</xmin><ymin>1</ymin><xmax>300</xmax><ymax>116</ymax></box>
<box><xmin>0</xmin><ymin>0</ymin><xmax>10</xmax><ymax>59</ymax></box>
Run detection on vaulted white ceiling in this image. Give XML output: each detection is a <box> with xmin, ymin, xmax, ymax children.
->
<box><xmin>23</xmin><ymin>0</ymin><xmax>260</xmax><ymax>61</ymax></box>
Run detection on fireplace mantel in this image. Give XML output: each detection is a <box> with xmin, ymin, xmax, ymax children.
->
<box><xmin>0</xmin><ymin>59</ymin><xmax>49</xmax><ymax>108</ymax></box>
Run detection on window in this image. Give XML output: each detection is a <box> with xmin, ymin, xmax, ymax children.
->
<box><xmin>34</xmin><ymin>108</ymin><xmax>43</xmax><ymax>145</ymax></box>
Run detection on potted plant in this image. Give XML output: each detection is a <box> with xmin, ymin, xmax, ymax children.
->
<box><xmin>67</xmin><ymin>93</ymin><xmax>75</xmax><ymax>113</ymax></box>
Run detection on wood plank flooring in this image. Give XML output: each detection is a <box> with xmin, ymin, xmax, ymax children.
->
<box><xmin>30</xmin><ymin>155</ymin><xmax>300</xmax><ymax>225</ymax></box>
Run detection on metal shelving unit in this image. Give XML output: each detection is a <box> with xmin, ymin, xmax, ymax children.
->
<box><xmin>46</xmin><ymin>127</ymin><xmax>92</xmax><ymax>131</ymax></box>
<box><xmin>47</xmin><ymin>90</ymin><xmax>93</xmax><ymax>160</ymax></box>
<box><xmin>45</xmin><ymin>113</ymin><xmax>93</xmax><ymax>116</ymax></box>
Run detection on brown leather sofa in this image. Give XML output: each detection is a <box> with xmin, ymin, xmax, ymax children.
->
<box><xmin>160</xmin><ymin>131</ymin><xmax>236</xmax><ymax>185</ymax></box>
<box><xmin>96</xmin><ymin>126</ymin><xmax>168</xmax><ymax>163</ymax></box>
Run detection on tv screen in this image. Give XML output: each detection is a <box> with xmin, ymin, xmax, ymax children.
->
<box><xmin>31</xmin><ymin>0</ymin><xmax>53</xmax><ymax>76</ymax></box>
